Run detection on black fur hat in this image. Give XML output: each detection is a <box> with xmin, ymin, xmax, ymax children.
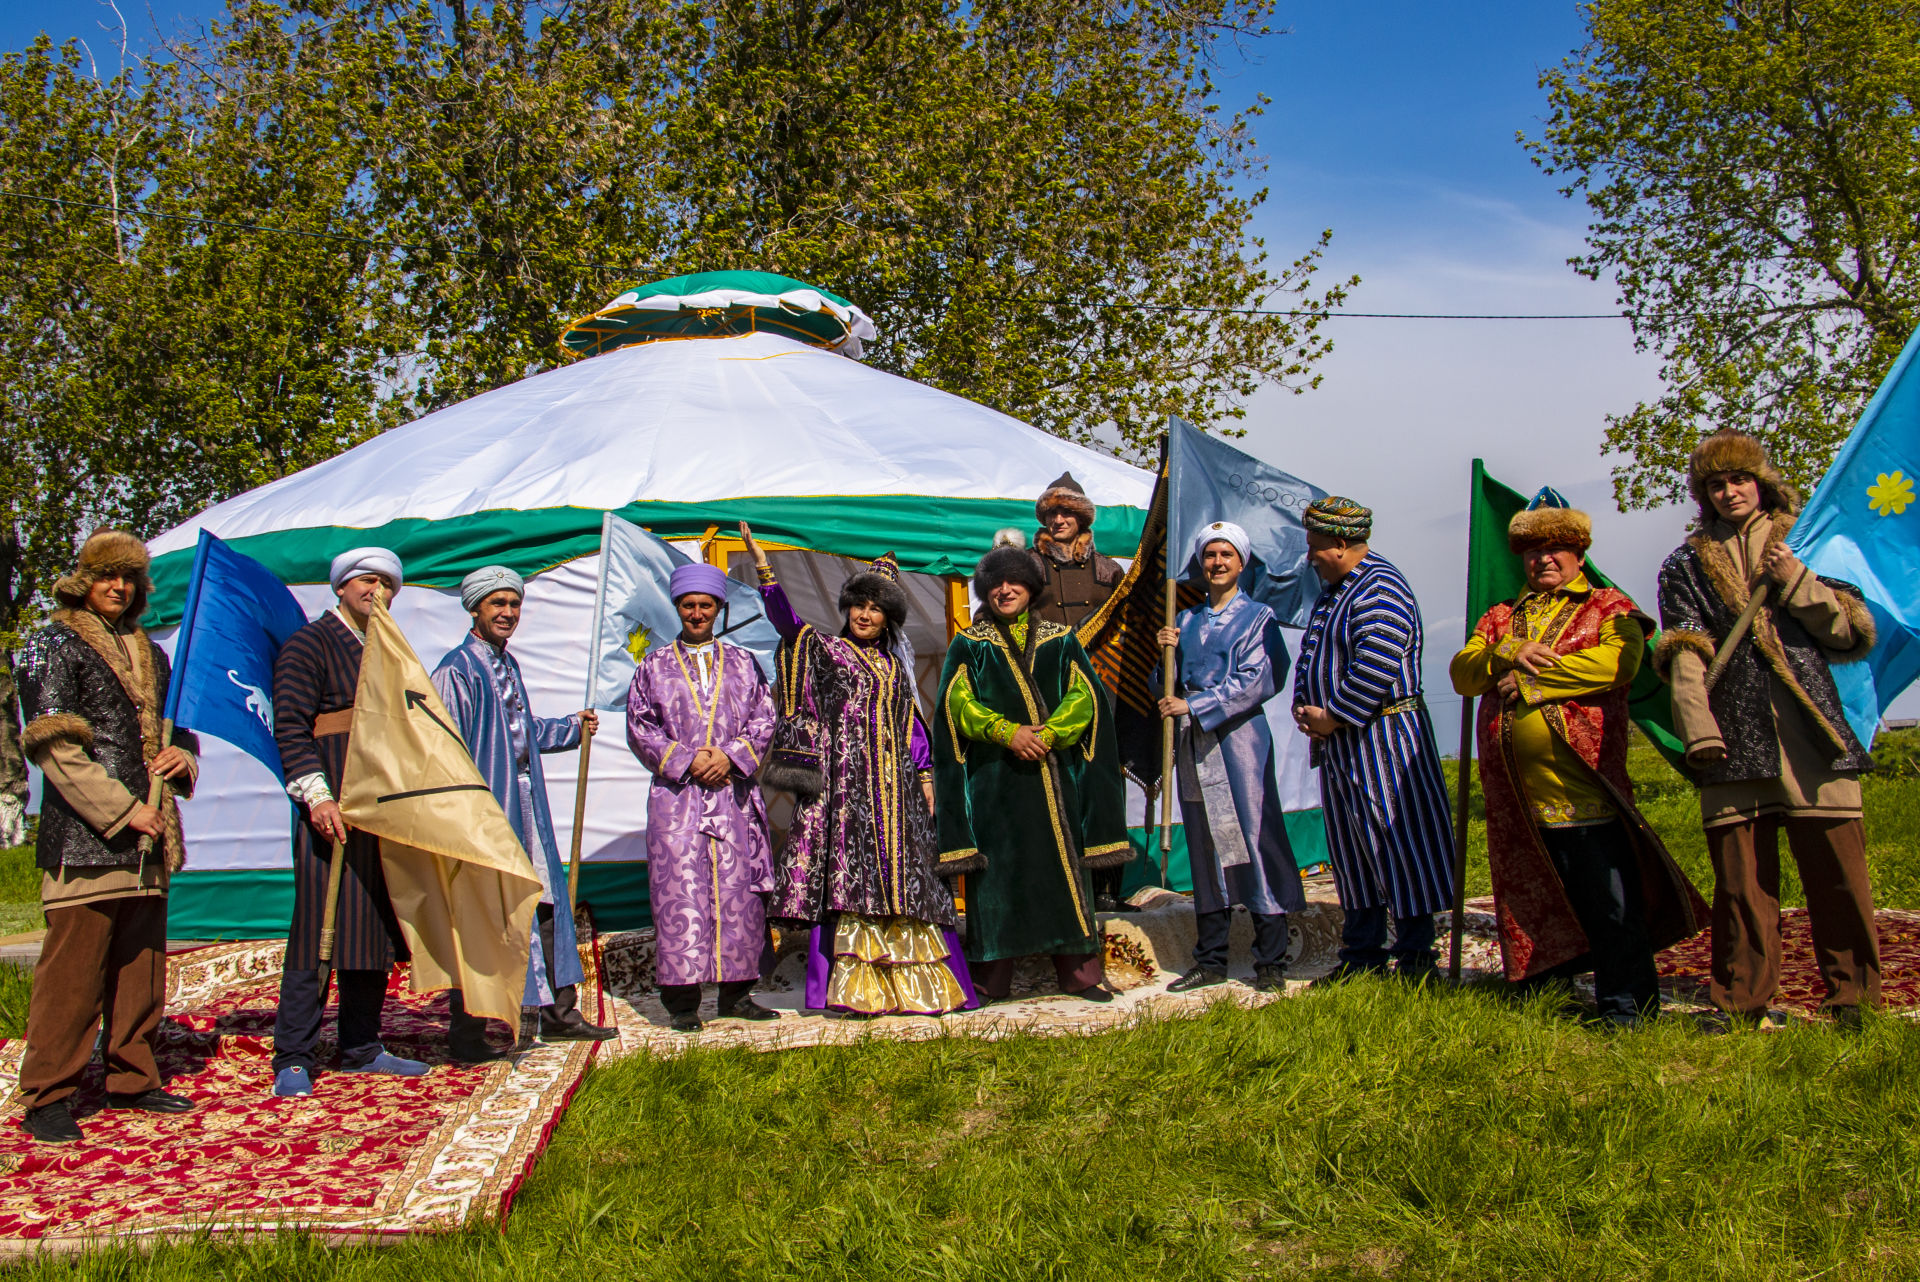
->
<box><xmin>972</xmin><ymin>546</ymin><xmax>1046</xmax><ymax>604</ymax></box>
<box><xmin>838</xmin><ymin>573</ymin><xmax>909</xmax><ymax>629</ymax></box>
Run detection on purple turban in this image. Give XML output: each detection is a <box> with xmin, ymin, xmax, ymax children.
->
<box><xmin>669</xmin><ymin>562</ymin><xmax>730</xmax><ymax>603</ymax></box>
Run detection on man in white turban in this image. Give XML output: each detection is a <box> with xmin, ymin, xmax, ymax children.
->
<box><xmin>270</xmin><ymin>546</ymin><xmax>423</xmax><ymax>1095</ymax></box>
<box><xmin>432</xmin><ymin>565</ymin><xmax>614</xmax><ymax>1059</ymax></box>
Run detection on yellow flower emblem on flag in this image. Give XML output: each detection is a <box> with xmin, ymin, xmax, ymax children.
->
<box><xmin>1867</xmin><ymin>470</ymin><xmax>1914</xmax><ymax>517</ymax></box>
<box><xmin>626</xmin><ymin>622</ymin><xmax>655</xmax><ymax>662</ymax></box>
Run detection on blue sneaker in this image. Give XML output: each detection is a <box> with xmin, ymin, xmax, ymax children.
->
<box><xmin>341</xmin><ymin>1051</ymin><xmax>429</xmax><ymax>1077</ymax></box>
<box><xmin>272</xmin><ymin>1066</ymin><xmax>314</xmax><ymax>1097</ymax></box>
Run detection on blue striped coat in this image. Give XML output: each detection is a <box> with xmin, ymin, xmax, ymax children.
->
<box><xmin>1292</xmin><ymin>553</ymin><xmax>1456</xmax><ymax>917</ymax></box>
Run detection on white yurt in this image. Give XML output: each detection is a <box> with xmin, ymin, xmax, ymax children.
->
<box><xmin>143</xmin><ymin>272</ymin><xmax>1183</xmax><ymax>936</ymax></box>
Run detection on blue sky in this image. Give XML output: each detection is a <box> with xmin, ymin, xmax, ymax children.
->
<box><xmin>10</xmin><ymin>1</ymin><xmax>1902</xmax><ymax>714</ymax></box>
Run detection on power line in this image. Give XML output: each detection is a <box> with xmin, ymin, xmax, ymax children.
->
<box><xmin>0</xmin><ymin>187</ymin><xmax>1701</xmax><ymax>322</ymax></box>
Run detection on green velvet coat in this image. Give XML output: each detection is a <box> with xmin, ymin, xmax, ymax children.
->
<box><xmin>934</xmin><ymin>616</ymin><xmax>1130</xmax><ymax>962</ymax></box>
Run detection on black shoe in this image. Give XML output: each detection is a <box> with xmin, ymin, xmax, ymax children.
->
<box><xmin>1070</xmin><ymin>985</ymin><xmax>1114</xmax><ymax>1003</ymax></box>
<box><xmin>542</xmin><ymin>1020</ymin><xmax>622</xmax><ymax>1041</ymax></box>
<box><xmin>1094</xmin><ymin>894</ymin><xmax>1139</xmax><ymax>914</ymax></box>
<box><xmin>1829</xmin><ymin>1005</ymin><xmax>1864</xmax><ymax>1032</ymax></box>
<box><xmin>450</xmin><ymin>1037</ymin><xmax>512</xmax><ymax>1064</ymax></box>
<box><xmin>22</xmin><ymin>1101</ymin><xmax>83</xmax><ymax>1144</ymax></box>
<box><xmin>1311</xmin><ymin>962</ymin><xmax>1386</xmax><ymax>989</ymax></box>
<box><xmin>668</xmin><ymin>1011</ymin><xmax>701</xmax><ymax>1033</ymax></box>
<box><xmin>1252</xmin><ymin>964</ymin><xmax>1289</xmax><ymax>993</ymax></box>
<box><xmin>716</xmin><ymin>999</ymin><xmax>780</xmax><ymax>1022</ymax></box>
<box><xmin>1167</xmin><ymin>965</ymin><xmax>1227</xmax><ymax>993</ymax></box>
<box><xmin>106</xmin><ymin>1088</ymin><xmax>195</xmax><ymax>1114</ymax></box>
<box><xmin>1395</xmin><ymin>959</ymin><xmax>1440</xmax><ymax>986</ymax></box>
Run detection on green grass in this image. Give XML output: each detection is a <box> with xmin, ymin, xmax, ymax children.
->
<box><xmin>6</xmin><ymin>741</ymin><xmax>1920</xmax><ymax>1278</ymax></box>
<box><xmin>11</xmin><ymin>985</ymin><xmax>1920</xmax><ymax>1280</ymax></box>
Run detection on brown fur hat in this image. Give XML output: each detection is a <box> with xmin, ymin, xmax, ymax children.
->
<box><xmin>1035</xmin><ymin>472</ymin><xmax>1097</xmax><ymax>528</ymax></box>
<box><xmin>1688</xmin><ymin>430</ymin><xmax>1800</xmax><ymax>525</ymax></box>
<box><xmin>1507</xmin><ymin>487</ymin><xmax>1593</xmax><ymax>554</ymax></box>
<box><xmin>52</xmin><ymin>528</ymin><xmax>153</xmax><ymax>622</ymax></box>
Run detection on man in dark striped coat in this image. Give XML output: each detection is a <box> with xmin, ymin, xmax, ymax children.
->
<box><xmin>269</xmin><ymin>547</ymin><xmax>428</xmax><ymax>1096</ymax></box>
<box><xmin>1292</xmin><ymin>498</ymin><xmax>1456</xmax><ymax>981</ymax></box>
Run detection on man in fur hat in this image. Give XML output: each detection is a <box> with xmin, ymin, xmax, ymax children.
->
<box><xmin>1655</xmin><ymin>430</ymin><xmax>1879</xmax><ymax>1026</ymax></box>
<box><xmin>269</xmin><ymin>547</ymin><xmax>428</xmax><ymax>1095</ymax></box>
<box><xmin>16</xmin><ymin>530</ymin><xmax>201</xmax><ymax>1143</ymax></box>
<box><xmin>1027</xmin><ymin>471</ymin><xmax>1131</xmax><ymax>910</ymax></box>
<box><xmin>1451</xmin><ymin>491</ymin><xmax>1705</xmax><ymax>1024</ymax></box>
<box><xmin>934</xmin><ymin>546</ymin><xmax>1130</xmax><ymax>1002</ymax></box>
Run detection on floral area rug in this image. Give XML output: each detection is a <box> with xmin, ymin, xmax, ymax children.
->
<box><xmin>0</xmin><ymin>931</ymin><xmax>604</xmax><ymax>1252</ymax></box>
<box><xmin>1654</xmin><ymin>908</ymin><xmax>1920</xmax><ymax>1015</ymax></box>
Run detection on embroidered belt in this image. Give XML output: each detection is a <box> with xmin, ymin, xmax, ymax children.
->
<box><xmin>1378</xmin><ymin>695</ymin><xmax>1425</xmax><ymax>719</ymax></box>
<box><xmin>311</xmin><ymin>709</ymin><xmax>354</xmax><ymax>737</ymax></box>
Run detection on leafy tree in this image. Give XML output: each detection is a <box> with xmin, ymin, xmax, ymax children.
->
<box><xmin>1527</xmin><ymin>0</ymin><xmax>1920</xmax><ymax>508</ymax></box>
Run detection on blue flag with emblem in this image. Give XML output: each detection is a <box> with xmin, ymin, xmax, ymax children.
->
<box><xmin>1790</xmin><ymin>322</ymin><xmax>1920</xmax><ymax>746</ymax></box>
<box><xmin>1166</xmin><ymin>415</ymin><xmax>1328</xmax><ymax>627</ymax></box>
<box><xmin>162</xmin><ymin>531</ymin><xmax>309</xmax><ymax>780</ymax></box>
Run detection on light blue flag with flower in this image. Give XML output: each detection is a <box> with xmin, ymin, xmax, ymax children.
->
<box><xmin>1789</xmin><ymin>323</ymin><xmax>1920</xmax><ymax>746</ymax></box>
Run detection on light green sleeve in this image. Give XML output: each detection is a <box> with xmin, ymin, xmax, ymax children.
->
<box><xmin>1039</xmin><ymin>665</ymin><xmax>1096</xmax><ymax>749</ymax></box>
<box><xmin>946</xmin><ymin>664</ymin><xmax>1018</xmax><ymax>746</ymax></box>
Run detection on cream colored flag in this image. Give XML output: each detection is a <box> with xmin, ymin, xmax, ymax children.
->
<box><xmin>338</xmin><ymin>602</ymin><xmax>541</xmax><ymax>1027</ymax></box>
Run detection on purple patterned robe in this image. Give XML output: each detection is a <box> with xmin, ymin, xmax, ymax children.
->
<box><xmin>625</xmin><ymin>639</ymin><xmax>778</xmax><ymax>987</ymax></box>
<box><xmin>760</xmin><ymin>584</ymin><xmax>956</xmax><ymax>930</ymax></box>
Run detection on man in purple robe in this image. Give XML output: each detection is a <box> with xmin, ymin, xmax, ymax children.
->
<box><xmin>433</xmin><ymin>565</ymin><xmax>618</xmax><ymax>1060</ymax></box>
<box><xmin>625</xmin><ymin>562</ymin><xmax>780</xmax><ymax>1033</ymax></box>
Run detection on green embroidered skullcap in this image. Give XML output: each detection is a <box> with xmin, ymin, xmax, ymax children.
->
<box><xmin>1302</xmin><ymin>496</ymin><xmax>1372</xmax><ymax>541</ymax></box>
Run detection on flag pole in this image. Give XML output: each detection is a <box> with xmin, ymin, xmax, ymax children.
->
<box><xmin>1158</xmin><ymin>433</ymin><xmax>1177</xmax><ymax>868</ymax></box>
<box><xmin>570</xmin><ymin>513</ymin><xmax>615</xmax><ymax>906</ymax></box>
<box><xmin>1448</xmin><ymin>462</ymin><xmax>1482</xmax><ymax>982</ymax></box>
<box><xmin>139</xmin><ymin>532</ymin><xmax>215</xmax><ymax>859</ymax></box>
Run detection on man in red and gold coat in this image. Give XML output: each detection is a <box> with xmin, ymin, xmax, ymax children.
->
<box><xmin>1450</xmin><ymin>489</ymin><xmax>1705</xmax><ymax>1024</ymax></box>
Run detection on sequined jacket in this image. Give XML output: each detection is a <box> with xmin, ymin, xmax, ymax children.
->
<box><xmin>18</xmin><ymin>611</ymin><xmax>199</xmax><ymax>872</ymax></box>
<box><xmin>1653</xmin><ymin>512</ymin><xmax>1874</xmax><ymax>785</ymax></box>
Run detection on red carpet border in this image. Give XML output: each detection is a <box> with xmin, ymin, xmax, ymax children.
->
<box><xmin>0</xmin><ymin>932</ymin><xmax>604</xmax><ymax>1251</ymax></box>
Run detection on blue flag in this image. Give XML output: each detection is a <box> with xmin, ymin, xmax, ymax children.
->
<box><xmin>1167</xmin><ymin>415</ymin><xmax>1328</xmax><ymax>627</ymax></box>
<box><xmin>1790</xmin><ymin>323</ymin><xmax>1920</xmax><ymax>746</ymax></box>
<box><xmin>585</xmin><ymin>513</ymin><xmax>779</xmax><ymax>710</ymax></box>
<box><xmin>164</xmin><ymin>531</ymin><xmax>310</xmax><ymax>780</ymax></box>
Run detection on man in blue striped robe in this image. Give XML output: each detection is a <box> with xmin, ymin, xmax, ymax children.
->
<box><xmin>1292</xmin><ymin>498</ymin><xmax>1457</xmax><ymax>980</ymax></box>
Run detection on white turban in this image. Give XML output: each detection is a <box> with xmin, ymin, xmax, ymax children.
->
<box><xmin>1193</xmin><ymin>521</ymin><xmax>1251</xmax><ymax>568</ymax></box>
<box><xmin>460</xmin><ymin>565</ymin><xmax>525</xmax><ymax>611</ymax></box>
<box><xmin>329</xmin><ymin>546</ymin><xmax>403</xmax><ymax>594</ymax></box>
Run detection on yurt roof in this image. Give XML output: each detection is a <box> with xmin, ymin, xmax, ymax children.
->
<box><xmin>146</xmin><ymin>331</ymin><xmax>1150</xmax><ymax>626</ymax></box>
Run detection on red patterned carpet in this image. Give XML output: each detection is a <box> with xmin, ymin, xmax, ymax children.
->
<box><xmin>0</xmin><ymin>935</ymin><xmax>603</xmax><ymax>1250</ymax></box>
<box><xmin>1655</xmin><ymin>908</ymin><xmax>1920</xmax><ymax>1015</ymax></box>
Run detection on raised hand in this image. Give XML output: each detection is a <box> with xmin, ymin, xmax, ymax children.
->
<box><xmin>738</xmin><ymin>521</ymin><xmax>768</xmax><ymax>569</ymax></box>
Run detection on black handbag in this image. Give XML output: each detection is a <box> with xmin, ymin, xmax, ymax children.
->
<box><xmin>759</xmin><ymin>640</ymin><xmax>828</xmax><ymax>797</ymax></box>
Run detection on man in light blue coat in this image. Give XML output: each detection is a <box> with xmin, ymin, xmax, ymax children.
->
<box><xmin>1157</xmin><ymin>521</ymin><xmax>1306</xmax><ymax>994</ymax></box>
<box><xmin>433</xmin><ymin>566</ymin><xmax>619</xmax><ymax>1060</ymax></box>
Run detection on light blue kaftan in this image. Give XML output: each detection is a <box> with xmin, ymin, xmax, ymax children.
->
<box><xmin>1165</xmin><ymin>592</ymin><xmax>1306</xmax><ymax>917</ymax></box>
<box><xmin>432</xmin><ymin>633</ymin><xmax>586</xmax><ymax>1005</ymax></box>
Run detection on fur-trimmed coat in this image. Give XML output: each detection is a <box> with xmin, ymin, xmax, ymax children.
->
<box><xmin>1027</xmin><ymin>531</ymin><xmax>1124</xmax><ymax>629</ymax></box>
<box><xmin>18</xmin><ymin>610</ymin><xmax>198</xmax><ymax>872</ymax></box>
<box><xmin>1653</xmin><ymin>511</ymin><xmax>1874</xmax><ymax>784</ymax></box>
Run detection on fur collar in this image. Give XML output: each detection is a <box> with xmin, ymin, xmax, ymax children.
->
<box><xmin>1035</xmin><ymin>529</ymin><xmax>1096</xmax><ymax>563</ymax></box>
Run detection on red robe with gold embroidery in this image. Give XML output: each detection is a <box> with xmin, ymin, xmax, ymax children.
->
<box><xmin>1473</xmin><ymin>587</ymin><xmax>1706</xmax><ymax>980</ymax></box>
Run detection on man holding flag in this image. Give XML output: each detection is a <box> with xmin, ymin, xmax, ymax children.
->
<box><xmin>434</xmin><ymin>566</ymin><xmax>617</xmax><ymax>1059</ymax></box>
<box><xmin>270</xmin><ymin>548</ymin><xmax>427</xmax><ymax>1095</ymax></box>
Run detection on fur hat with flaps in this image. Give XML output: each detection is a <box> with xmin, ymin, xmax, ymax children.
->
<box><xmin>53</xmin><ymin>528</ymin><xmax>153</xmax><ymax>622</ymax></box>
<box><xmin>838</xmin><ymin>551</ymin><xmax>910</xmax><ymax>630</ymax></box>
<box><xmin>1507</xmin><ymin>486</ymin><xmax>1592</xmax><ymax>554</ymax></box>
<box><xmin>1688</xmin><ymin>430</ymin><xmax>1800</xmax><ymax>525</ymax></box>
<box><xmin>1035</xmin><ymin>471</ymin><xmax>1097</xmax><ymax>528</ymax></box>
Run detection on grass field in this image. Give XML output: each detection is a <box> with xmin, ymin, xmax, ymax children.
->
<box><xmin>2</xmin><ymin>732</ymin><xmax>1919</xmax><ymax>1279</ymax></box>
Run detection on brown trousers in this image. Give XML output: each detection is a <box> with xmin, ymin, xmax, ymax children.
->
<box><xmin>19</xmin><ymin>895</ymin><xmax>167</xmax><ymax>1108</ymax></box>
<box><xmin>1707</xmin><ymin>815</ymin><xmax>1879</xmax><ymax>1014</ymax></box>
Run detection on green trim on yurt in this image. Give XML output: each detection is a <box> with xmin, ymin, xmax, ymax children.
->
<box><xmin>1120</xmin><ymin>807</ymin><xmax>1327</xmax><ymax>896</ymax></box>
<box><xmin>166</xmin><ymin>862</ymin><xmax>656</xmax><ymax>940</ymax></box>
<box><xmin>147</xmin><ymin>496</ymin><xmax>1149</xmax><ymax>627</ymax></box>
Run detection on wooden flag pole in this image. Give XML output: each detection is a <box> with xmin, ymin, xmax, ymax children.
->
<box><xmin>1448</xmin><ymin>696</ymin><xmax>1474</xmax><ymax>982</ymax></box>
<box><xmin>1705</xmin><ymin>583</ymin><xmax>1771</xmax><ymax>690</ymax></box>
<box><xmin>317</xmin><ymin>836</ymin><xmax>347</xmax><ymax>982</ymax></box>
<box><xmin>1158</xmin><ymin>576</ymin><xmax>1177</xmax><ymax>860</ymax></box>
<box><xmin>567</xmin><ymin>728</ymin><xmax>593</xmax><ymax>906</ymax></box>
<box><xmin>134</xmin><ymin>717</ymin><xmax>174</xmax><ymax>859</ymax></box>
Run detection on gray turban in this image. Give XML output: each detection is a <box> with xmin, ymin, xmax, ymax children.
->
<box><xmin>460</xmin><ymin>565</ymin><xmax>525</xmax><ymax>611</ymax></box>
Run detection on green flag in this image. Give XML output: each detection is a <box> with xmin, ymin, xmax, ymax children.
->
<box><xmin>1466</xmin><ymin>459</ymin><xmax>1685</xmax><ymax>767</ymax></box>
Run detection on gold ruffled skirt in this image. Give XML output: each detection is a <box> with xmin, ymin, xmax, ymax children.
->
<box><xmin>826</xmin><ymin>913</ymin><xmax>969</xmax><ymax>1015</ymax></box>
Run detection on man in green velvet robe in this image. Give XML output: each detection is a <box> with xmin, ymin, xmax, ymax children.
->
<box><xmin>934</xmin><ymin>546</ymin><xmax>1131</xmax><ymax>1001</ymax></box>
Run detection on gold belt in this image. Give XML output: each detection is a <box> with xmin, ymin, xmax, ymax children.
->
<box><xmin>1379</xmin><ymin>695</ymin><xmax>1425</xmax><ymax>718</ymax></box>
